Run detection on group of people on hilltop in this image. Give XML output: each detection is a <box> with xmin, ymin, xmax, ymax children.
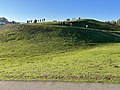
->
<box><xmin>27</xmin><ymin>18</ymin><xmax>45</xmax><ymax>23</ymax></box>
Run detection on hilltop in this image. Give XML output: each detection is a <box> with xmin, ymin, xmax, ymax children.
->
<box><xmin>38</xmin><ymin>19</ymin><xmax>120</xmax><ymax>30</ymax></box>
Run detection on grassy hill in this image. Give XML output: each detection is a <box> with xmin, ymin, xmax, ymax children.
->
<box><xmin>0</xmin><ymin>23</ymin><xmax>120</xmax><ymax>83</ymax></box>
<box><xmin>38</xmin><ymin>19</ymin><xmax>120</xmax><ymax>30</ymax></box>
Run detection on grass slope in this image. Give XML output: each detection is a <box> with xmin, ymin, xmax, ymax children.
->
<box><xmin>38</xmin><ymin>19</ymin><xmax>120</xmax><ymax>30</ymax></box>
<box><xmin>0</xmin><ymin>24</ymin><xmax>120</xmax><ymax>83</ymax></box>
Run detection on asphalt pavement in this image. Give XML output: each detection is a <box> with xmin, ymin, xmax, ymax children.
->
<box><xmin>0</xmin><ymin>81</ymin><xmax>120</xmax><ymax>90</ymax></box>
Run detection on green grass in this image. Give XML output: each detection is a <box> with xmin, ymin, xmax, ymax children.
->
<box><xmin>38</xmin><ymin>19</ymin><xmax>120</xmax><ymax>30</ymax></box>
<box><xmin>0</xmin><ymin>24</ymin><xmax>120</xmax><ymax>83</ymax></box>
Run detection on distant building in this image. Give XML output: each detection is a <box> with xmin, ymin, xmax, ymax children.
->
<box><xmin>0</xmin><ymin>22</ymin><xmax>7</xmax><ymax>24</ymax></box>
<box><xmin>0</xmin><ymin>17</ymin><xmax>8</xmax><ymax>24</ymax></box>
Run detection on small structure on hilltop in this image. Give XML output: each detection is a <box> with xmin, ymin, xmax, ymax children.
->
<box><xmin>0</xmin><ymin>17</ymin><xmax>8</xmax><ymax>24</ymax></box>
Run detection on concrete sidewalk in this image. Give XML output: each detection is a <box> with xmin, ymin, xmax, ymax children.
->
<box><xmin>0</xmin><ymin>81</ymin><xmax>120</xmax><ymax>90</ymax></box>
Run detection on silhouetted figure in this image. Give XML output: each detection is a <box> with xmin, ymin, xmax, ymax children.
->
<box><xmin>40</xmin><ymin>19</ymin><xmax>41</xmax><ymax>22</ymax></box>
<box><xmin>63</xmin><ymin>22</ymin><xmax>65</xmax><ymax>26</ymax></box>
<box><xmin>30</xmin><ymin>20</ymin><xmax>32</xmax><ymax>23</ymax></box>
<box><xmin>12</xmin><ymin>21</ymin><xmax>15</xmax><ymax>24</ymax></box>
<box><xmin>42</xmin><ymin>18</ymin><xmax>45</xmax><ymax>22</ymax></box>
<box><xmin>34</xmin><ymin>19</ymin><xmax>37</xmax><ymax>23</ymax></box>
<box><xmin>27</xmin><ymin>20</ymin><xmax>29</xmax><ymax>23</ymax></box>
<box><xmin>60</xmin><ymin>22</ymin><xmax>63</xmax><ymax>26</ymax></box>
<box><xmin>78</xmin><ymin>17</ymin><xmax>81</xmax><ymax>20</ymax></box>
<box><xmin>44</xmin><ymin>18</ymin><xmax>45</xmax><ymax>22</ymax></box>
<box><xmin>42</xmin><ymin>19</ymin><xmax>44</xmax><ymax>22</ymax></box>
<box><xmin>72</xmin><ymin>18</ymin><xmax>75</xmax><ymax>20</ymax></box>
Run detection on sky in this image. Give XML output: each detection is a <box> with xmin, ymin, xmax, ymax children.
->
<box><xmin>0</xmin><ymin>0</ymin><xmax>120</xmax><ymax>22</ymax></box>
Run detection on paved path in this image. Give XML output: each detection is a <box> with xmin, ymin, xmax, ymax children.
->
<box><xmin>0</xmin><ymin>81</ymin><xmax>120</xmax><ymax>90</ymax></box>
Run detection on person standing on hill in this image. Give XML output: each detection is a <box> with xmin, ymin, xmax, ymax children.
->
<box><xmin>27</xmin><ymin>20</ymin><xmax>29</xmax><ymax>23</ymax></box>
<box><xmin>40</xmin><ymin>19</ymin><xmax>41</xmax><ymax>22</ymax></box>
<box><xmin>42</xmin><ymin>18</ymin><xmax>45</xmax><ymax>22</ymax></box>
<box><xmin>30</xmin><ymin>20</ymin><xmax>32</xmax><ymax>23</ymax></box>
<box><xmin>34</xmin><ymin>19</ymin><xmax>37</xmax><ymax>23</ymax></box>
<box><xmin>44</xmin><ymin>18</ymin><xmax>45</xmax><ymax>22</ymax></box>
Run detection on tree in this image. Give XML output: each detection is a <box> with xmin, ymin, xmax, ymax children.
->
<box><xmin>66</xmin><ymin>19</ymin><xmax>70</xmax><ymax>21</ymax></box>
<box><xmin>110</xmin><ymin>20</ymin><xmax>116</xmax><ymax>25</ymax></box>
<box><xmin>12</xmin><ymin>21</ymin><xmax>15</xmax><ymax>24</ymax></box>
<box><xmin>117</xmin><ymin>19</ymin><xmax>120</xmax><ymax>25</ymax></box>
<box><xmin>105</xmin><ymin>21</ymin><xmax>111</xmax><ymax>24</ymax></box>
